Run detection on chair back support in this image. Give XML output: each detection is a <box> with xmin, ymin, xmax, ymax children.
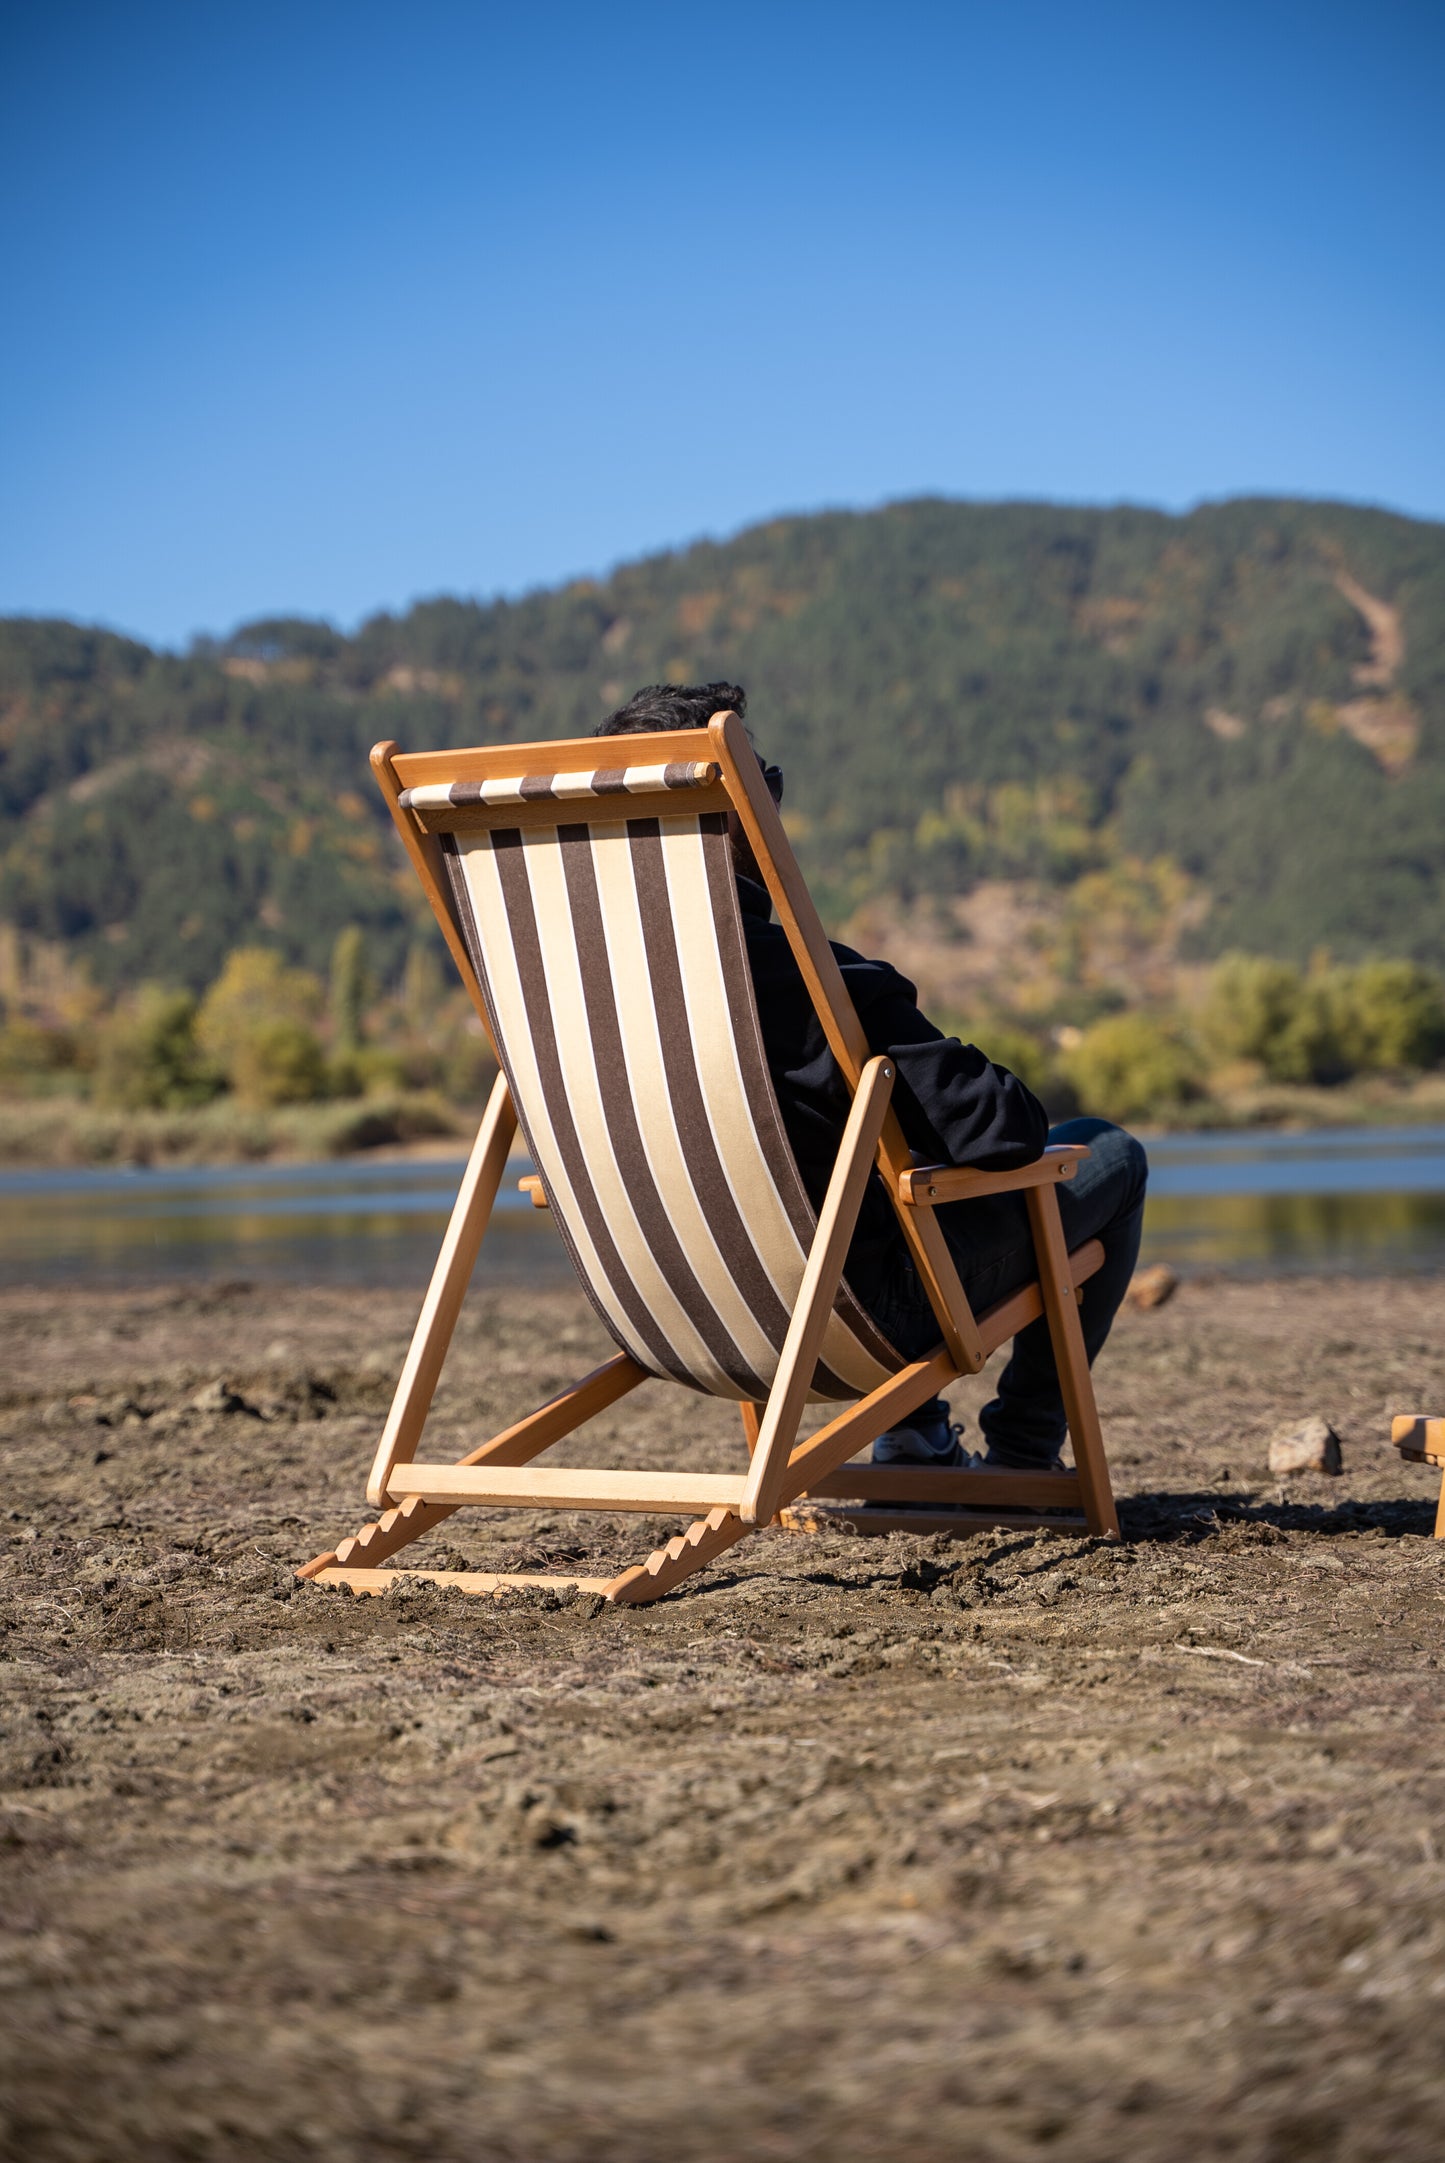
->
<box><xmin>402</xmin><ymin>753</ymin><xmax>903</xmax><ymax>1402</ymax></box>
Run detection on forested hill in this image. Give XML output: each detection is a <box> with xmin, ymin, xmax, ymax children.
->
<box><xmin>3</xmin><ymin>495</ymin><xmax>1444</xmax><ymax>999</ymax></box>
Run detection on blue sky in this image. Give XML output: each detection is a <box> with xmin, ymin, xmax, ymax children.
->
<box><xmin>2</xmin><ymin>0</ymin><xmax>1441</xmax><ymax>648</ymax></box>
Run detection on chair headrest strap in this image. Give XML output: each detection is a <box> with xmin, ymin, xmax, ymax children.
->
<box><xmin>398</xmin><ymin>759</ymin><xmax>720</xmax><ymax>812</ymax></box>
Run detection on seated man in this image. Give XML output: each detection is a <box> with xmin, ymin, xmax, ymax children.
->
<box><xmin>594</xmin><ymin>681</ymin><xmax>1148</xmax><ymax>1474</ymax></box>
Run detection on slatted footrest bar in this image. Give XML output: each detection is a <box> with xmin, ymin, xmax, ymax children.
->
<box><xmin>383</xmin><ymin>1465</ymin><xmax>748</xmax><ymax>1513</ymax></box>
<box><xmin>604</xmin><ymin>1506</ymin><xmax>747</xmax><ymax>1605</ymax></box>
<box><xmin>313</xmin><ymin>1567</ymin><xmax>616</xmax><ymax>1598</ymax></box>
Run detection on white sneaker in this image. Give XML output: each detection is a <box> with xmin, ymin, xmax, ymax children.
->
<box><xmin>871</xmin><ymin>1418</ymin><xmax>969</xmax><ymax>1467</ymax></box>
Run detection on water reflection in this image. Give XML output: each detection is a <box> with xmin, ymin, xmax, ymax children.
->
<box><xmin>1138</xmin><ymin>1124</ymin><xmax>1445</xmax><ymax>1273</ymax></box>
<box><xmin>0</xmin><ymin>1157</ymin><xmax>572</xmax><ymax>1289</ymax></box>
<box><xmin>1140</xmin><ymin>1189</ymin><xmax>1445</xmax><ymax>1274</ymax></box>
<box><xmin>5</xmin><ymin>1126</ymin><xmax>1445</xmax><ymax>1285</ymax></box>
<box><xmin>1144</xmin><ymin>1123</ymin><xmax>1445</xmax><ymax>1193</ymax></box>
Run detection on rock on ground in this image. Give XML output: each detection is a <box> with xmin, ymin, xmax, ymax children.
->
<box><xmin>1268</xmin><ymin>1414</ymin><xmax>1344</xmax><ymax>1477</ymax></box>
<box><xmin>1127</xmin><ymin>1263</ymin><xmax>1179</xmax><ymax>1310</ymax></box>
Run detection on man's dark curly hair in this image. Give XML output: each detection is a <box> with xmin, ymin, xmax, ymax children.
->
<box><xmin>594</xmin><ymin>681</ymin><xmax>746</xmax><ymax>737</ymax></box>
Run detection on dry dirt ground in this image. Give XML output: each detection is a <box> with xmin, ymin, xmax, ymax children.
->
<box><xmin>1</xmin><ymin>1274</ymin><xmax>1443</xmax><ymax>2163</ymax></box>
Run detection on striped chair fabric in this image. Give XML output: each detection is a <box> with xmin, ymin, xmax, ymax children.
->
<box><xmin>438</xmin><ymin>801</ymin><xmax>905</xmax><ymax>1403</ymax></box>
<box><xmin>399</xmin><ymin>760</ymin><xmax>719</xmax><ymax>811</ymax></box>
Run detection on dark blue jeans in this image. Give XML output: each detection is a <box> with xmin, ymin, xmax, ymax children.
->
<box><xmin>863</xmin><ymin>1117</ymin><xmax>1148</xmax><ymax>1466</ymax></box>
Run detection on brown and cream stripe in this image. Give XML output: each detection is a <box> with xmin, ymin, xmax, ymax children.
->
<box><xmin>438</xmin><ymin>805</ymin><xmax>903</xmax><ymax>1402</ymax></box>
<box><xmin>400</xmin><ymin>760</ymin><xmax>718</xmax><ymax>812</ymax></box>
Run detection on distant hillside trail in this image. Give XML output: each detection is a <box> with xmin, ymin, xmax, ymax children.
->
<box><xmin>1334</xmin><ymin>568</ymin><xmax>1405</xmax><ymax>685</ymax></box>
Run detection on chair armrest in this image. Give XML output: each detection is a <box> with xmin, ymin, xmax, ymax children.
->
<box><xmin>898</xmin><ymin>1143</ymin><xmax>1089</xmax><ymax>1207</ymax></box>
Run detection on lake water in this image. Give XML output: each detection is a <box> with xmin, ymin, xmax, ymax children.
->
<box><xmin>5</xmin><ymin>1125</ymin><xmax>1445</xmax><ymax>1287</ymax></box>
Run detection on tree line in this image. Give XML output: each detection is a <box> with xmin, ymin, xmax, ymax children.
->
<box><xmin>4</xmin><ymin>937</ymin><xmax>1445</xmax><ymax>1132</ymax></box>
<box><xmin>2</xmin><ymin>496</ymin><xmax>1443</xmax><ymax>1002</ymax></box>
<box><xmin>0</xmin><ymin>931</ymin><xmax>493</xmax><ymax>1112</ymax></box>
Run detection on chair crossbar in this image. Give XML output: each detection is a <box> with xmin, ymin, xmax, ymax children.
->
<box><xmin>383</xmin><ymin>1465</ymin><xmax>747</xmax><ymax>1513</ymax></box>
<box><xmin>974</xmin><ymin>1239</ymin><xmax>1103</xmax><ymax>1359</ymax></box>
<box><xmin>803</xmin><ymin>1465</ymin><xmax>1085</xmax><ymax>1507</ymax></box>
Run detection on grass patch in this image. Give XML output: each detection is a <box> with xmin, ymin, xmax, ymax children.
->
<box><xmin>0</xmin><ymin>1090</ymin><xmax>469</xmax><ymax>1168</ymax></box>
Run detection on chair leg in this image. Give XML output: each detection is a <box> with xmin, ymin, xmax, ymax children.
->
<box><xmin>1388</xmin><ymin>1420</ymin><xmax>1445</xmax><ymax>1538</ymax></box>
<box><xmin>609</xmin><ymin>1351</ymin><xmax>957</xmax><ymax>1605</ymax></box>
<box><xmin>605</xmin><ymin>1507</ymin><xmax>752</xmax><ymax>1606</ymax></box>
<box><xmin>740</xmin><ymin>1403</ymin><xmax>762</xmax><ymax>1456</ymax></box>
<box><xmin>742</xmin><ymin>1055</ymin><xmax>897</xmax><ymax>1525</ymax></box>
<box><xmin>365</xmin><ymin>1073</ymin><xmax>517</xmax><ymax>1506</ymax></box>
<box><xmin>302</xmin><ymin>1353</ymin><xmax>648</xmax><ymax>1582</ymax></box>
<box><xmin>1025</xmin><ymin>1183</ymin><xmax>1121</xmax><ymax>1542</ymax></box>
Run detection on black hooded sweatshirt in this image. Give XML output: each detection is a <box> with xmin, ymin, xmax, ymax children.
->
<box><xmin>735</xmin><ymin>872</ymin><xmax>1048</xmax><ymax>1303</ymax></box>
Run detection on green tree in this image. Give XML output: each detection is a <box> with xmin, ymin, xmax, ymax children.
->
<box><xmin>0</xmin><ymin>1017</ymin><xmax>77</xmax><ymax>1093</ymax></box>
<box><xmin>196</xmin><ymin>948</ymin><xmax>327</xmax><ymax>1107</ymax></box>
<box><xmin>1064</xmin><ymin>1013</ymin><xmax>1202</xmax><ymax>1122</ymax></box>
<box><xmin>1201</xmin><ymin>954</ymin><xmax>1305</xmax><ymax>1074</ymax></box>
<box><xmin>329</xmin><ymin>923</ymin><xmax>370</xmax><ymax>1055</ymax></box>
<box><xmin>960</xmin><ymin>1019</ymin><xmax>1051</xmax><ymax>1099</ymax></box>
<box><xmin>1335</xmin><ymin>960</ymin><xmax>1445</xmax><ymax>1072</ymax></box>
<box><xmin>1201</xmin><ymin>953</ymin><xmax>1345</xmax><ymax>1083</ymax></box>
<box><xmin>1202</xmin><ymin>951</ymin><xmax>1445</xmax><ymax>1082</ymax></box>
<box><xmin>1269</xmin><ymin>972</ymin><xmax>1349</xmax><ymax>1086</ymax></box>
<box><xmin>402</xmin><ymin>939</ymin><xmax>445</xmax><ymax>1035</ymax></box>
<box><xmin>231</xmin><ymin>1019</ymin><xmax>329</xmax><ymax>1106</ymax></box>
<box><xmin>92</xmin><ymin>986</ymin><xmax>218</xmax><ymax>1109</ymax></box>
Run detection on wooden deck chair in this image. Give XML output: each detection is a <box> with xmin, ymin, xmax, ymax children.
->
<box><xmin>300</xmin><ymin>711</ymin><xmax>1121</xmax><ymax>1607</ymax></box>
<box><xmin>1389</xmin><ymin>1418</ymin><xmax>1445</xmax><ymax>1538</ymax></box>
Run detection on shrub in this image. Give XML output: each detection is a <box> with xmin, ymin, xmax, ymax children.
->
<box><xmin>440</xmin><ymin>1027</ymin><xmax>497</xmax><ymax>1103</ymax></box>
<box><xmin>92</xmin><ymin>986</ymin><xmax>220</xmax><ymax>1110</ymax></box>
<box><xmin>350</xmin><ymin>1045</ymin><xmax>410</xmax><ymax>1094</ymax></box>
<box><xmin>0</xmin><ymin>1017</ymin><xmax>78</xmax><ymax>1093</ymax></box>
<box><xmin>325</xmin><ymin>1045</ymin><xmax>410</xmax><ymax>1099</ymax></box>
<box><xmin>1201</xmin><ymin>954</ymin><xmax>1305</xmax><ymax>1073</ymax></box>
<box><xmin>229</xmin><ymin>1018</ymin><xmax>330</xmax><ymax>1107</ymax></box>
<box><xmin>1266</xmin><ymin>973</ymin><xmax>1349</xmax><ymax>1086</ymax></box>
<box><xmin>1201</xmin><ymin>954</ymin><xmax>1348</xmax><ymax>1084</ymax></box>
<box><xmin>196</xmin><ymin>947</ymin><xmax>328</xmax><ymax>1106</ymax></box>
<box><xmin>1064</xmin><ymin>1012</ymin><xmax>1202</xmax><ymax>1122</ymax></box>
<box><xmin>1335</xmin><ymin>960</ymin><xmax>1445</xmax><ymax>1072</ymax></box>
<box><xmin>972</xmin><ymin>1021</ymin><xmax>1051</xmax><ymax>1099</ymax></box>
<box><xmin>1202</xmin><ymin>951</ymin><xmax>1445</xmax><ymax>1083</ymax></box>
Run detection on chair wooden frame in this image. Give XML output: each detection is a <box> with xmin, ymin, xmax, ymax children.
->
<box><xmin>1389</xmin><ymin>1418</ymin><xmax>1445</xmax><ymax>1539</ymax></box>
<box><xmin>301</xmin><ymin>712</ymin><xmax>1121</xmax><ymax>1606</ymax></box>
